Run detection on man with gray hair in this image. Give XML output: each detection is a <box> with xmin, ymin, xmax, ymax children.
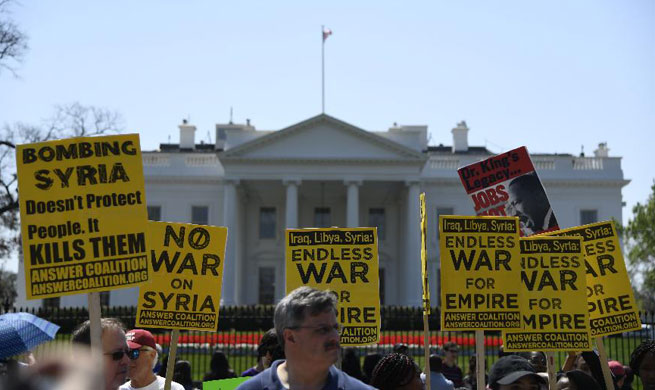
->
<box><xmin>119</xmin><ymin>329</ymin><xmax>184</xmax><ymax>390</ymax></box>
<box><xmin>237</xmin><ymin>286</ymin><xmax>373</xmax><ymax>390</ymax></box>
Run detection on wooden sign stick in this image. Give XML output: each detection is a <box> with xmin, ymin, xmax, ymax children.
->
<box><xmin>165</xmin><ymin>329</ymin><xmax>180</xmax><ymax>390</ymax></box>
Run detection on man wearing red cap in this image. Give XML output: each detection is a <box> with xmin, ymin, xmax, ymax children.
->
<box><xmin>119</xmin><ymin>329</ymin><xmax>184</xmax><ymax>390</ymax></box>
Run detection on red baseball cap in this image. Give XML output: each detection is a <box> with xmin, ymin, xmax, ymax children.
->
<box><xmin>126</xmin><ymin>329</ymin><xmax>157</xmax><ymax>350</ymax></box>
<box><xmin>608</xmin><ymin>360</ymin><xmax>625</xmax><ymax>378</ymax></box>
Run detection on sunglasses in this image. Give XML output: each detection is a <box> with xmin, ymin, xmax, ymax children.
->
<box><xmin>104</xmin><ymin>349</ymin><xmax>140</xmax><ymax>361</ymax></box>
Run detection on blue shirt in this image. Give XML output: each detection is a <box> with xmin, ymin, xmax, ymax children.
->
<box><xmin>235</xmin><ymin>360</ymin><xmax>374</xmax><ymax>390</ymax></box>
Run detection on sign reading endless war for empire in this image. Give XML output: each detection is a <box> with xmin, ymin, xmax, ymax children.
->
<box><xmin>136</xmin><ymin>221</ymin><xmax>227</xmax><ymax>331</ymax></box>
<box><xmin>503</xmin><ymin>237</ymin><xmax>592</xmax><ymax>351</ymax></box>
<box><xmin>286</xmin><ymin>228</ymin><xmax>380</xmax><ymax>346</ymax></box>
<box><xmin>440</xmin><ymin>216</ymin><xmax>522</xmax><ymax>330</ymax></box>
<box><xmin>17</xmin><ymin>134</ymin><xmax>149</xmax><ymax>299</ymax></box>
<box><xmin>545</xmin><ymin>221</ymin><xmax>642</xmax><ymax>337</ymax></box>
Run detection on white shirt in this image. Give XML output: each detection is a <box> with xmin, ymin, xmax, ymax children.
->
<box><xmin>119</xmin><ymin>375</ymin><xmax>185</xmax><ymax>390</ymax></box>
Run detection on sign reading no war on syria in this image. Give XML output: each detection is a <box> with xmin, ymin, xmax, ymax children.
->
<box><xmin>17</xmin><ymin>134</ymin><xmax>149</xmax><ymax>299</ymax></box>
<box><xmin>286</xmin><ymin>227</ymin><xmax>380</xmax><ymax>346</ymax></box>
<box><xmin>440</xmin><ymin>216</ymin><xmax>522</xmax><ymax>330</ymax></box>
<box><xmin>136</xmin><ymin>221</ymin><xmax>227</xmax><ymax>331</ymax></box>
<box><xmin>545</xmin><ymin>221</ymin><xmax>642</xmax><ymax>337</ymax></box>
<box><xmin>503</xmin><ymin>237</ymin><xmax>592</xmax><ymax>351</ymax></box>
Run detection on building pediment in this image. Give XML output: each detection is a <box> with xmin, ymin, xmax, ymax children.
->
<box><xmin>222</xmin><ymin>114</ymin><xmax>425</xmax><ymax>162</ymax></box>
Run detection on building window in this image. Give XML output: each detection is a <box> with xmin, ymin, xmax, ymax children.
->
<box><xmin>42</xmin><ymin>297</ymin><xmax>60</xmax><ymax>309</ymax></box>
<box><xmin>192</xmin><ymin>206</ymin><xmax>209</xmax><ymax>225</ymax></box>
<box><xmin>580</xmin><ymin>209</ymin><xmax>598</xmax><ymax>225</ymax></box>
<box><xmin>314</xmin><ymin>207</ymin><xmax>331</xmax><ymax>228</ymax></box>
<box><xmin>259</xmin><ymin>207</ymin><xmax>276</xmax><ymax>239</ymax></box>
<box><xmin>379</xmin><ymin>268</ymin><xmax>385</xmax><ymax>305</ymax></box>
<box><xmin>436</xmin><ymin>207</ymin><xmax>454</xmax><ymax>237</ymax></box>
<box><xmin>368</xmin><ymin>208</ymin><xmax>386</xmax><ymax>240</ymax></box>
<box><xmin>147</xmin><ymin>206</ymin><xmax>161</xmax><ymax>221</ymax></box>
<box><xmin>99</xmin><ymin>291</ymin><xmax>110</xmax><ymax>307</ymax></box>
<box><xmin>258</xmin><ymin>267</ymin><xmax>275</xmax><ymax>304</ymax></box>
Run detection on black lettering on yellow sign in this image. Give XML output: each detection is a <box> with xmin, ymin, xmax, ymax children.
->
<box><xmin>521</xmin><ymin>269</ymin><xmax>577</xmax><ymax>291</ymax></box>
<box><xmin>150</xmin><ymin>225</ymin><xmax>221</xmax><ymax>275</ymax></box>
<box><xmin>523</xmin><ymin>313</ymin><xmax>586</xmax><ymax>330</ymax></box>
<box><xmin>588</xmin><ymin>294</ymin><xmax>633</xmax><ymax>315</ymax></box>
<box><xmin>34</xmin><ymin>163</ymin><xmax>130</xmax><ymax>190</ymax></box>
<box><xmin>142</xmin><ymin>291</ymin><xmax>215</xmax><ymax>312</ymax></box>
<box><xmin>297</xmin><ymin>262</ymin><xmax>369</xmax><ymax>284</ymax></box>
<box><xmin>585</xmin><ymin>254</ymin><xmax>618</xmax><ymax>277</ymax></box>
<box><xmin>449</xmin><ymin>249</ymin><xmax>511</xmax><ymax>271</ymax></box>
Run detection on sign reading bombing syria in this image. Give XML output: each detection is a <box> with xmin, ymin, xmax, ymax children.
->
<box><xmin>545</xmin><ymin>221</ymin><xmax>641</xmax><ymax>337</ymax></box>
<box><xmin>286</xmin><ymin>228</ymin><xmax>380</xmax><ymax>346</ymax></box>
<box><xmin>17</xmin><ymin>134</ymin><xmax>149</xmax><ymax>299</ymax></box>
<box><xmin>136</xmin><ymin>221</ymin><xmax>227</xmax><ymax>331</ymax></box>
<box><xmin>440</xmin><ymin>216</ymin><xmax>522</xmax><ymax>330</ymax></box>
<box><xmin>503</xmin><ymin>237</ymin><xmax>592</xmax><ymax>351</ymax></box>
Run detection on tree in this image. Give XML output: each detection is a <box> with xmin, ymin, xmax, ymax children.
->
<box><xmin>0</xmin><ymin>269</ymin><xmax>16</xmax><ymax>307</ymax></box>
<box><xmin>621</xmin><ymin>182</ymin><xmax>655</xmax><ymax>311</ymax></box>
<box><xmin>0</xmin><ymin>0</ymin><xmax>28</xmax><ymax>75</ymax></box>
<box><xmin>0</xmin><ymin>103</ymin><xmax>123</xmax><ymax>263</ymax></box>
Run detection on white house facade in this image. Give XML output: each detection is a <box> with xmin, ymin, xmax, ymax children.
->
<box><xmin>15</xmin><ymin>114</ymin><xmax>629</xmax><ymax>308</ymax></box>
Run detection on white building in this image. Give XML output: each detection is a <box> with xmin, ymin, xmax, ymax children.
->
<box><xmin>15</xmin><ymin>114</ymin><xmax>628</xmax><ymax>308</ymax></box>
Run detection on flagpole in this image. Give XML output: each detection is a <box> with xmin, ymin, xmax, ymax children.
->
<box><xmin>321</xmin><ymin>25</ymin><xmax>325</xmax><ymax>114</ymax></box>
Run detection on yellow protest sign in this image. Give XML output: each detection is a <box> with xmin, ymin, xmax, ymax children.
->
<box><xmin>420</xmin><ymin>193</ymin><xmax>430</xmax><ymax>315</ymax></box>
<box><xmin>286</xmin><ymin>227</ymin><xmax>380</xmax><ymax>346</ymax></box>
<box><xmin>136</xmin><ymin>221</ymin><xmax>227</xmax><ymax>331</ymax></box>
<box><xmin>503</xmin><ymin>237</ymin><xmax>591</xmax><ymax>351</ymax></box>
<box><xmin>16</xmin><ymin>134</ymin><xmax>149</xmax><ymax>299</ymax></box>
<box><xmin>440</xmin><ymin>216</ymin><xmax>522</xmax><ymax>330</ymax></box>
<box><xmin>544</xmin><ymin>221</ymin><xmax>641</xmax><ymax>337</ymax></box>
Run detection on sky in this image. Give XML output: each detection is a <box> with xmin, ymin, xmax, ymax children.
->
<box><xmin>1</xmin><ymin>1</ymin><xmax>654</xmax><ymax>273</ymax></box>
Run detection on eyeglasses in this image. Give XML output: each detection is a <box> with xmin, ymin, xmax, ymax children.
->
<box><xmin>104</xmin><ymin>349</ymin><xmax>140</xmax><ymax>361</ymax></box>
<box><xmin>288</xmin><ymin>323</ymin><xmax>343</xmax><ymax>336</ymax></box>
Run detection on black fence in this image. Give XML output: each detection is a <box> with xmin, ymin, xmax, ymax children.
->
<box><xmin>3</xmin><ymin>305</ymin><xmax>654</xmax><ymax>387</ymax></box>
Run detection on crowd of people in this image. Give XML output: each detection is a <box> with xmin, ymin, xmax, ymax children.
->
<box><xmin>1</xmin><ymin>286</ymin><xmax>654</xmax><ymax>390</ymax></box>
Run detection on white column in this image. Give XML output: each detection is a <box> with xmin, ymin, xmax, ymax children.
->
<box><xmin>222</xmin><ymin>179</ymin><xmax>238</xmax><ymax>305</ymax></box>
<box><xmin>284</xmin><ymin>179</ymin><xmax>300</xmax><ymax>228</ymax></box>
<box><xmin>345</xmin><ymin>179</ymin><xmax>361</xmax><ymax>227</ymax></box>
<box><xmin>404</xmin><ymin>180</ymin><xmax>422</xmax><ymax>306</ymax></box>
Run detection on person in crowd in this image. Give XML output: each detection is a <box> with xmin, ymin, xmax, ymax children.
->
<box><xmin>427</xmin><ymin>354</ymin><xmax>454</xmax><ymax>390</ymax></box>
<box><xmin>341</xmin><ymin>348</ymin><xmax>363</xmax><ymax>380</ymax></box>
<box><xmin>609</xmin><ymin>360</ymin><xmax>626</xmax><ymax>389</ymax></box>
<box><xmin>119</xmin><ymin>329</ymin><xmax>184</xmax><ymax>390</ymax></box>
<box><xmin>370</xmin><ymin>352</ymin><xmax>423</xmax><ymax>390</ymax></box>
<box><xmin>241</xmin><ymin>329</ymin><xmax>280</xmax><ymax>377</ymax></box>
<box><xmin>362</xmin><ymin>352</ymin><xmax>383</xmax><ymax>385</ymax></box>
<box><xmin>462</xmin><ymin>355</ymin><xmax>487</xmax><ymax>390</ymax></box>
<box><xmin>556</xmin><ymin>369</ymin><xmax>601</xmax><ymax>390</ymax></box>
<box><xmin>506</xmin><ymin>172</ymin><xmax>558</xmax><ymax>235</ymax></box>
<box><xmin>621</xmin><ymin>365</ymin><xmax>634</xmax><ymax>390</ymax></box>
<box><xmin>203</xmin><ymin>350</ymin><xmax>236</xmax><ymax>381</ymax></box>
<box><xmin>72</xmin><ymin>317</ymin><xmax>134</xmax><ymax>390</ymax></box>
<box><xmin>173</xmin><ymin>360</ymin><xmax>196</xmax><ymax>390</ymax></box>
<box><xmin>488</xmin><ymin>355</ymin><xmax>546</xmax><ymax>390</ymax></box>
<box><xmin>518</xmin><ymin>352</ymin><xmax>546</xmax><ymax>373</ymax></box>
<box><xmin>441</xmin><ymin>341</ymin><xmax>464</xmax><ymax>388</ymax></box>
<box><xmin>629</xmin><ymin>339</ymin><xmax>655</xmax><ymax>390</ymax></box>
<box><xmin>393</xmin><ymin>343</ymin><xmax>410</xmax><ymax>356</ymax></box>
<box><xmin>236</xmin><ymin>286</ymin><xmax>373</xmax><ymax>390</ymax></box>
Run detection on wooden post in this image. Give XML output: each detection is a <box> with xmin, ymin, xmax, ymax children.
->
<box><xmin>165</xmin><ymin>329</ymin><xmax>180</xmax><ymax>390</ymax></box>
<box><xmin>596</xmin><ymin>338</ymin><xmax>615</xmax><ymax>390</ymax></box>
<box><xmin>423</xmin><ymin>313</ymin><xmax>431</xmax><ymax>390</ymax></box>
<box><xmin>87</xmin><ymin>292</ymin><xmax>103</xmax><ymax>384</ymax></box>
<box><xmin>546</xmin><ymin>351</ymin><xmax>557</xmax><ymax>390</ymax></box>
<box><xmin>475</xmin><ymin>330</ymin><xmax>485</xmax><ymax>390</ymax></box>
